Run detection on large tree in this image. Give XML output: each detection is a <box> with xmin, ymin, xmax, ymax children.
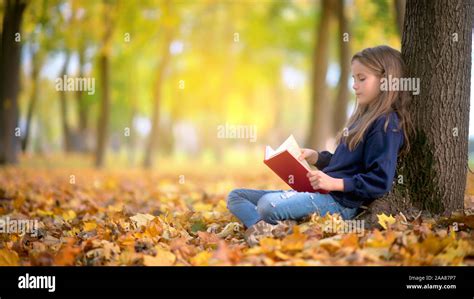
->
<box><xmin>361</xmin><ymin>0</ymin><xmax>472</xmax><ymax>225</ymax></box>
<box><xmin>400</xmin><ymin>0</ymin><xmax>472</xmax><ymax>213</ymax></box>
<box><xmin>0</xmin><ymin>0</ymin><xmax>27</xmax><ymax>165</ymax></box>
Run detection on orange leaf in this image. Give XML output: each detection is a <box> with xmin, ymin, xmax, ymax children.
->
<box><xmin>0</xmin><ymin>248</ymin><xmax>20</xmax><ymax>266</ymax></box>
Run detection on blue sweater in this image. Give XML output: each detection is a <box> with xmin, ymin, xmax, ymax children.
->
<box><xmin>315</xmin><ymin>111</ymin><xmax>404</xmax><ymax>209</ymax></box>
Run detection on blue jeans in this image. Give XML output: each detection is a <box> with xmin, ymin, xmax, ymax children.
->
<box><xmin>226</xmin><ymin>188</ymin><xmax>359</xmax><ymax>228</ymax></box>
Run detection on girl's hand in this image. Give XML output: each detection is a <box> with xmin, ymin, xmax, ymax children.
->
<box><xmin>298</xmin><ymin>148</ymin><xmax>318</xmax><ymax>165</ymax></box>
<box><xmin>307</xmin><ymin>170</ymin><xmax>344</xmax><ymax>192</ymax></box>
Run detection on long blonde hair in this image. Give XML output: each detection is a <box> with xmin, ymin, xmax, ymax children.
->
<box><xmin>335</xmin><ymin>45</ymin><xmax>413</xmax><ymax>155</ymax></box>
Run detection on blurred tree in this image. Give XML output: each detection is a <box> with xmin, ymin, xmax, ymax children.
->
<box><xmin>95</xmin><ymin>0</ymin><xmax>116</xmax><ymax>168</ymax></box>
<box><xmin>143</xmin><ymin>0</ymin><xmax>177</xmax><ymax>169</ymax></box>
<box><xmin>59</xmin><ymin>50</ymin><xmax>72</xmax><ymax>152</ymax></box>
<box><xmin>332</xmin><ymin>0</ymin><xmax>351</xmax><ymax>136</ymax></box>
<box><xmin>305</xmin><ymin>0</ymin><xmax>334</xmax><ymax>149</ymax></box>
<box><xmin>23</xmin><ymin>42</ymin><xmax>41</xmax><ymax>152</ymax></box>
<box><xmin>72</xmin><ymin>0</ymin><xmax>93</xmax><ymax>152</ymax></box>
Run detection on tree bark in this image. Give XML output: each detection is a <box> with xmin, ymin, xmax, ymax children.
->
<box><xmin>400</xmin><ymin>0</ymin><xmax>472</xmax><ymax>214</ymax></box>
<box><xmin>0</xmin><ymin>0</ymin><xmax>27</xmax><ymax>165</ymax></box>
<box><xmin>305</xmin><ymin>0</ymin><xmax>333</xmax><ymax>150</ymax></box>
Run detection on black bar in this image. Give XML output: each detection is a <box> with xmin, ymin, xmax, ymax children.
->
<box><xmin>0</xmin><ymin>266</ymin><xmax>472</xmax><ymax>298</ymax></box>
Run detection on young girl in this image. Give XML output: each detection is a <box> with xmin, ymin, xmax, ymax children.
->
<box><xmin>227</xmin><ymin>45</ymin><xmax>412</xmax><ymax>246</ymax></box>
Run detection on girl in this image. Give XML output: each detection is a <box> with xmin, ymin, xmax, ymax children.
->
<box><xmin>227</xmin><ymin>45</ymin><xmax>412</xmax><ymax>246</ymax></box>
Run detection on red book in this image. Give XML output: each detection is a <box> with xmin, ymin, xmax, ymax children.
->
<box><xmin>263</xmin><ymin>135</ymin><xmax>328</xmax><ymax>194</ymax></box>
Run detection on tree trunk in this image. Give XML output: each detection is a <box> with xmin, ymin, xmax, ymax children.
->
<box><xmin>400</xmin><ymin>0</ymin><xmax>472</xmax><ymax>214</ymax></box>
<box><xmin>142</xmin><ymin>40</ymin><xmax>171</xmax><ymax>168</ymax></box>
<box><xmin>59</xmin><ymin>51</ymin><xmax>72</xmax><ymax>152</ymax></box>
<box><xmin>126</xmin><ymin>64</ymin><xmax>138</xmax><ymax>167</ymax></box>
<box><xmin>305</xmin><ymin>0</ymin><xmax>333</xmax><ymax>150</ymax></box>
<box><xmin>76</xmin><ymin>41</ymin><xmax>89</xmax><ymax>152</ymax></box>
<box><xmin>359</xmin><ymin>0</ymin><xmax>472</xmax><ymax>226</ymax></box>
<box><xmin>332</xmin><ymin>0</ymin><xmax>351</xmax><ymax>136</ymax></box>
<box><xmin>143</xmin><ymin>1</ymin><xmax>174</xmax><ymax>169</ymax></box>
<box><xmin>0</xmin><ymin>0</ymin><xmax>27</xmax><ymax>165</ymax></box>
<box><xmin>22</xmin><ymin>47</ymin><xmax>42</xmax><ymax>152</ymax></box>
<box><xmin>95</xmin><ymin>54</ymin><xmax>110</xmax><ymax>168</ymax></box>
<box><xmin>394</xmin><ymin>0</ymin><xmax>406</xmax><ymax>37</ymax></box>
<box><xmin>95</xmin><ymin>1</ymin><xmax>114</xmax><ymax>168</ymax></box>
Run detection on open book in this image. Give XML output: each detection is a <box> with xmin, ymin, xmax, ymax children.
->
<box><xmin>264</xmin><ymin>135</ymin><xmax>328</xmax><ymax>193</ymax></box>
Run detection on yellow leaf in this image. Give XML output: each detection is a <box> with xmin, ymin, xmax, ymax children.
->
<box><xmin>319</xmin><ymin>236</ymin><xmax>342</xmax><ymax>253</ymax></box>
<box><xmin>259</xmin><ymin>238</ymin><xmax>281</xmax><ymax>254</ymax></box>
<box><xmin>377</xmin><ymin>213</ymin><xmax>396</xmax><ymax>230</ymax></box>
<box><xmin>107</xmin><ymin>203</ymin><xmax>124</xmax><ymax>213</ymax></box>
<box><xmin>366</xmin><ymin>230</ymin><xmax>397</xmax><ymax>248</ymax></box>
<box><xmin>118</xmin><ymin>250</ymin><xmax>140</xmax><ymax>265</ymax></box>
<box><xmin>143</xmin><ymin>247</ymin><xmax>176</xmax><ymax>266</ymax></box>
<box><xmin>190</xmin><ymin>251</ymin><xmax>213</xmax><ymax>266</ymax></box>
<box><xmin>193</xmin><ymin>202</ymin><xmax>213</xmax><ymax>212</ymax></box>
<box><xmin>66</xmin><ymin>227</ymin><xmax>81</xmax><ymax>237</ymax></box>
<box><xmin>0</xmin><ymin>248</ymin><xmax>20</xmax><ymax>266</ymax></box>
<box><xmin>37</xmin><ymin>209</ymin><xmax>54</xmax><ymax>217</ymax></box>
<box><xmin>144</xmin><ymin>219</ymin><xmax>163</xmax><ymax>238</ymax></box>
<box><xmin>62</xmin><ymin>210</ymin><xmax>77</xmax><ymax>221</ymax></box>
<box><xmin>274</xmin><ymin>250</ymin><xmax>291</xmax><ymax>260</ymax></box>
<box><xmin>434</xmin><ymin>240</ymin><xmax>472</xmax><ymax>265</ymax></box>
<box><xmin>118</xmin><ymin>234</ymin><xmax>135</xmax><ymax>247</ymax></box>
<box><xmin>282</xmin><ymin>226</ymin><xmax>307</xmax><ymax>252</ymax></box>
<box><xmin>215</xmin><ymin>200</ymin><xmax>228</xmax><ymax>213</ymax></box>
<box><xmin>340</xmin><ymin>233</ymin><xmax>360</xmax><ymax>249</ymax></box>
<box><xmin>83</xmin><ymin>222</ymin><xmax>97</xmax><ymax>231</ymax></box>
<box><xmin>421</xmin><ymin>234</ymin><xmax>453</xmax><ymax>255</ymax></box>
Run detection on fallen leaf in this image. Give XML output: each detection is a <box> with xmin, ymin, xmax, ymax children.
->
<box><xmin>143</xmin><ymin>247</ymin><xmax>176</xmax><ymax>266</ymax></box>
<box><xmin>62</xmin><ymin>210</ymin><xmax>77</xmax><ymax>221</ymax></box>
<box><xmin>190</xmin><ymin>251</ymin><xmax>213</xmax><ymax>266</ymax></box>
<box><xmin>282</xmin><ymin>226</ymin><xmax>307</xmax><ymax>252</ymax></box>
<box><xmin>0</xmin><ymin>248</ymin><xmax>20</xmax><ymax>266</ymax></box>
<box><xmin>377</xmin><ymin>213</ymin><xmax>396</xmax><ymax>230</ymax></box>
<box><xmin>130</xmin><ymin>213</ymin><xmax>155</xmax><ymax>229</ymax></box>
<box><xmin>83</xmin><ymin>221</ymin><xmax>97</xmax><ymax>231</ymax></box>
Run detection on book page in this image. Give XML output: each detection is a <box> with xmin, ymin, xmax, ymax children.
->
<box><xmin>265</xmin><ymin>146</ymin><xmax>274</xmax><ymax>159</ymax></box>
<box><xmin>275</xmin><ymin>135</ymin><xmax>312</xmax><ymax>170</ymax></box>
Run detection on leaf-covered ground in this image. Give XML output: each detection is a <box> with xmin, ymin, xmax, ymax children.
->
<box><xmin>0</xmin><ymin>166</ymin><xmax>473</xmax><ymax>266</ymax></box>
